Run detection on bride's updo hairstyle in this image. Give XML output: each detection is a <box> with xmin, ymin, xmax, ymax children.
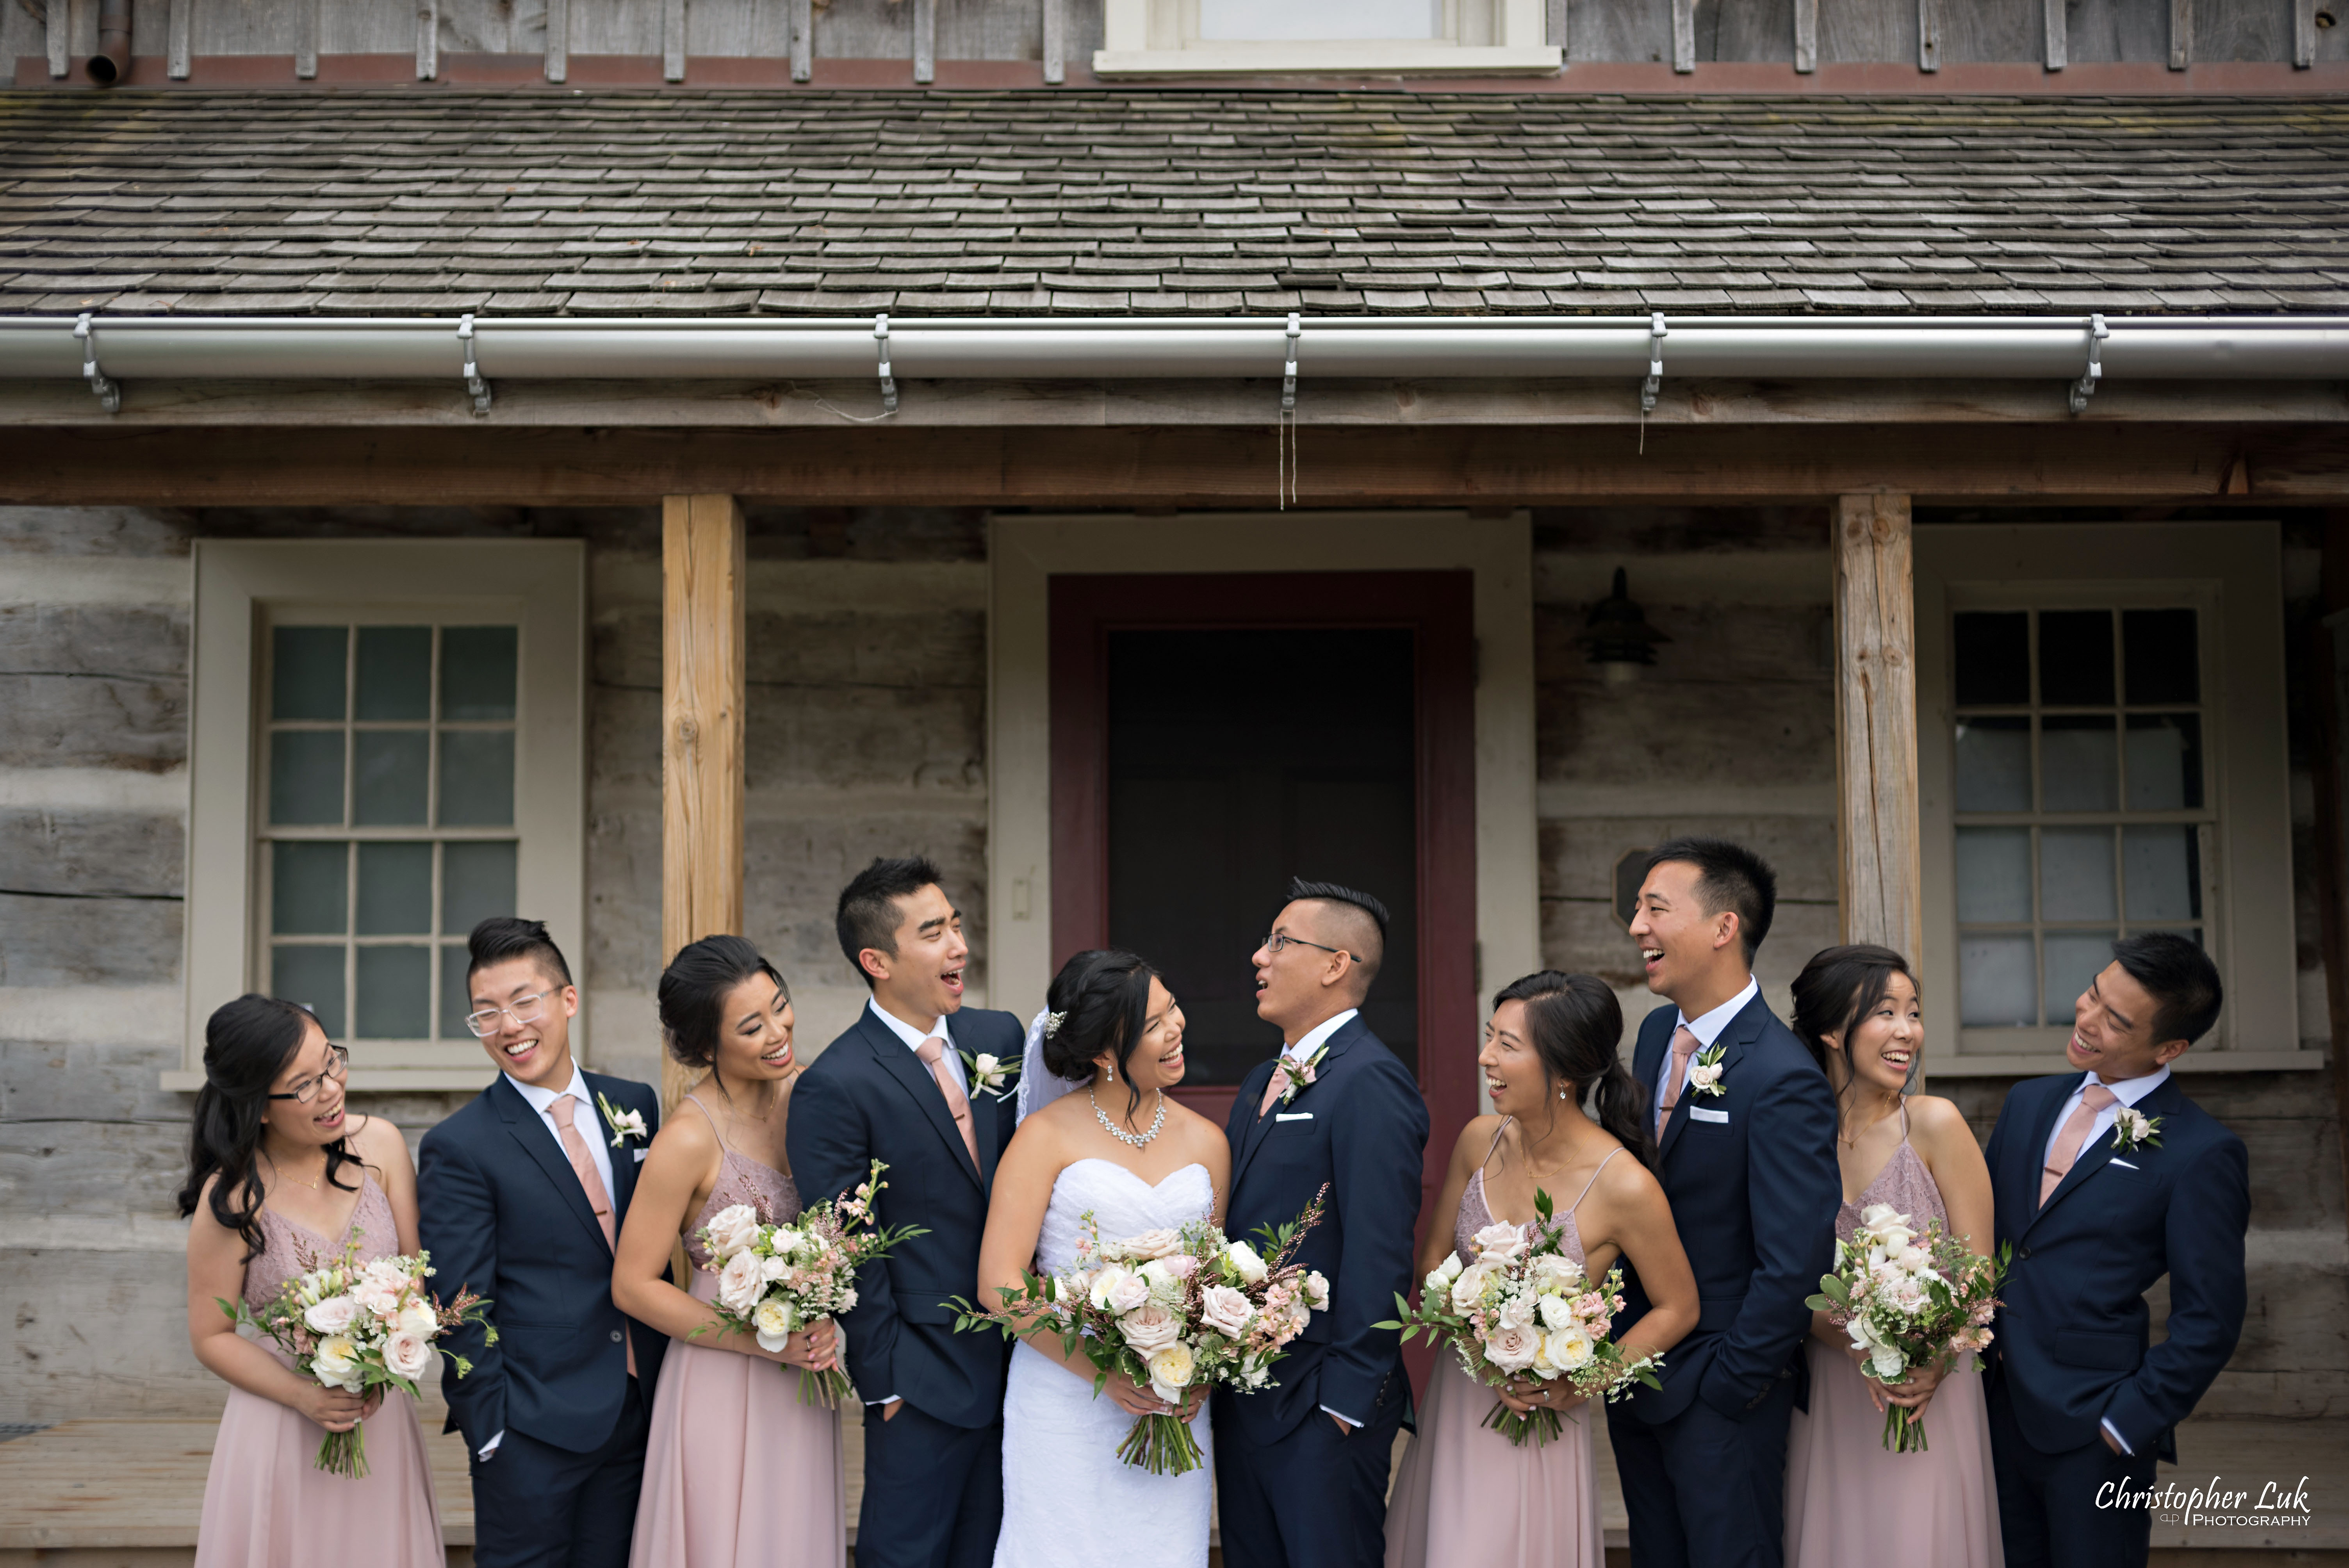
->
<box><xmin>1492</xmin><ymin>970</ymin><xmax>1654</xmax><ymax>1169</ymax></box>
<box><xmin>176</xmin><ymin>994</ymin><xmax>358</xmax><ymax>1261</ymax></box>
<box><xmin>1040</xmin><ymin>948</ymin><xmax>1162</xmax><ymax>1117</ymax></box>
<box><xmin>659</xmin><ymin>934</ymin><xmax>789</xmax><ymax>1086</ymax></box>
<box><xmin>1790</xmin><ymin>943</ymin><xmax>1918</xmax><ymax>1103</ymax></box>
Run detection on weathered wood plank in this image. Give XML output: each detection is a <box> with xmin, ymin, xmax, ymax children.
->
<box><xmin>2172</xmin><ymin>0</ymin><xmax>2192</xmax><ymax>66</ymax></box>
<box><xmin>1671</xmin><ymin>0</ymin><xmax>1694</xmax><ymax>68</ymax></box>
<box><xmin>663</xmin><ymin>0</ymin><xmax>684</xmax><ymax>77</ymax></box>
<box><xmin>2196</xmin><ymin>0</ymin><xmax>2287</xmax><ymax>59</ymax></box>
<box><xmin>1795</xmin><ymin>0</ymin><xmax>1818</xmax><ymax>69</ymax></box>
<box><xmin>0</xmin><ymin>673</ymin><xmax>186</xmax><ymax>772</ymax></box>
<box><xmin>1833</xmin><ymin>492</ymin><xmax>1921</xmax><ymax>962</ymax></box>
<box><xmin>659</xmin><ymin>494</ymin><xmax>745</xmax><ymax>1115</ymax></box>
<box><xmin>415</xmin><ymin>0</ymin><xmax>435</xmax><ymax>76</ymax></box>
<box><xmin>1918</xmin><ymin>0</ymin><xmax>1941</xmax><ymax>68</ymax></box>
<box><xmin>2044</xmin><ymin>0</ymin><xmax>2064</xmax><ymax>68</ymax></box>
<box><xmin>545</xmin><ymin>0</ymin><xmax>567</xmax><ymax>78</ymax></box>
<box><xmin>295</xmin><ymin>0</ymin><xmax>317</xmax><ymax>74</ymax></box>
<box><xmin>45</xmin><ymin>0</ymin><xmax>67</xmax><ymax>75</ymax></box>
<box><xmin>0</xmin><ymin>808</ymin><xmax>184</xmax><ymax>898</ymax></box>
<box><xmin>913</xmin><ymin>0</ymin><xmax>934</xmax><ymax>80</ymax></box>
<box><xmin>1818</xmin><ymin>0</ymin><xmax>1915</xmax><ymax>62</ymax></box>
<box><xmin>2295</xmin><ymin>0</ymin><xmax>2317</xmax><ymax>64</ymax></box>
<box><xmin>0</xmin><ymin>891</ymin><xmax>180</xmax><ymax>985</ymax></box>
<box><xmin>1042</xmin><ymin>0</ymin><xmax>1062</xmax><ymax>80</ymax></box>
<box><xmin>166</xmin><ymin>0</ymin><xmax>189</xmax><ymax>76</ymax></box>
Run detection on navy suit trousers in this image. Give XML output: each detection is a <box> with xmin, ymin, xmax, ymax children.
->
<box><xmin>858</xmin><ymin>1398</ymin><xmax>1003</xmax><ymax>1568</ymax></box>
<box><xmin>1215</xmin><ymin>1398</ymin><xmax>1405</xmax><ymax>1568</ymax></box>
<box><xmin>1989</xmin><ymin>1379</ymin><xmax>2155</xmax><ymax>1568</ymax></box>
<box><xmin>1606</xmin><ymin>1367</ymin><xmax>1798</xmax><ymax>1568</ymax></box>
<box><xmin>468</xmin><ymin>1375</ymin><xmax>648</xmax><ymax>1568</ymax></box>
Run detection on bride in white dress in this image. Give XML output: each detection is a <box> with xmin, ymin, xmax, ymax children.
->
<box><xmin>977</xmin><ymin>950</ymin><xmax>1234</xmax><ymax>1568</ymax></box>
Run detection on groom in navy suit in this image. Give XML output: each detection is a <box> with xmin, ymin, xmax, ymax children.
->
<box><xmin>1984</xmin><ymin>933</ymin><xmax>2248</xmax><ymax>1568</ymax></box>
<box><xmin>1607</xmin><ymin>839</ymin><xmax>1841</xmax><ymax>1568</ymax></box>
<box><xmin>787</xmin><ymin>856</ymin><xmax>1024</xmax><ymax>1568</ymax></box>
<box><xmin>419</xmin><ymin>917</ymin><xmax>669</xmax><ymax>1568</ymax></box>
<box><xmin>1214</xmin><ymin>877</ymin><xmax>1429</xmax><ymax>1568</ymax></box>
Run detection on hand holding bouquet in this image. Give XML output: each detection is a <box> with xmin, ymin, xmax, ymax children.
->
<box><xmin>219</xmin><ymin>1233</ymin><xmax>492</xmax><ymax>1477</ymax></box>
<box><xmin>1805</xmin><ymin>1203</ymin><xmax>2006</xmax><ymax>1452</ymax></box>
<box><xmin>954</xmin><ymin>1188</ymin><xmax>1331</xmax><ymax>1475</ymax></box>
<box><xmin>696</xmin><ymin>1158</ymin><xmax>927</xmax><ymax>1406</ymax></box>
<box><xmin>1376</xmin><ymin>1188</ymin><xmax>1660</xmax><ymax>1447</ymax></box>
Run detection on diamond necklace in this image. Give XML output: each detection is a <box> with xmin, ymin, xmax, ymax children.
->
<box><xmin>1091</xmin><ymin>1085</ymin><xmax>1167</xmax><ymax>1149</ymax></box>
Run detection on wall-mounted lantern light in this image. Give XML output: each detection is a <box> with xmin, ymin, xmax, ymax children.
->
<box><xmin>1580</xmin><ymin>567</ymin><xmax>1671</xmax><ymax>685</ymax></box>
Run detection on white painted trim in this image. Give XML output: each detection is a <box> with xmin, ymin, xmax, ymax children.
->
<box><xmin>1094</xmin><ymin>42</ymin><xmax>1561</xmax><ymax>73</ymax></box>
<box><xmin>182</xmin><ymin>540</ymin><xmax>586</xmax><ymax>1085</ymax></box>
<box><xmin>1915</xmin><ymin>522</ymin><xmax>2301</xmax><ymax>1068</ymax></box>
<box><xmin>0</xmin><ymin>554</ymin><xmax>189</xmax><ymax>606</ymax></box>
<box><xmin>986</xmin><ymin>510</ymin><xmax>1540</xmax><ymax>1107</ymax></box>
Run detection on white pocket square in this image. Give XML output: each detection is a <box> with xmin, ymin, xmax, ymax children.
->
<box><xmin>1276</xmin><ymin>1112</ymin><xmax>1314</xmax><ymax>1122</ymax></box>
<box><xmin>1688</xmin><ymin>1106</ymin><xmax>1729</xmax><ymax>1124</ymax></box>
<box><xmin>2110</xmin><ymin>1158</ymin><xmax>2138</xmax><ymax>1170</ymax></box>
<box><xmin>633</xmin><ymin>1147</ymin><xmax>649</xmax><ymax>1162</ymax></box>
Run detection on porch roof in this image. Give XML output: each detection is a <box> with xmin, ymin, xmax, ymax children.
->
<box><xmin>2</xmin><ymin>90</ymin><xmax>2347</xmax><ymax>320</ymax></box>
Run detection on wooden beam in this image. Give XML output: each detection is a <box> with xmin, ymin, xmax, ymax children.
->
<box><xmin>663</xmin><ymin>0</ymin><xmax>685</xmax><ymax>80</ymax></box>
<box><xmin>660</xmin><ymin>494</ymin><xmax>746</xmax><ymax>1116</ymax></box>
<box><xmin>913</xmin><ymin>0</ymin><xmax>935</xmax><ymax>83</ymax></box>
<box><xmin>1918</xmin><ymin>0</ymin><xmax>1941</xmax><ymax>72</ymax></box>
<box><xmin>45</xmin><ymin>0</ymin><xmax>67</xmax><ymax>77</ymax></box>
<box><xmin>1043</xmin><ymin>0</ymin><xmax>1065</xmax><ymax>84</ymax></box>
<box><xmin>2296</xmin><ymin>0</ymin><xmax>2317</xmax><ymax>67</ymax></box>
<box><xmin>167</xmin><ymin>0</ymin><xmax>191</xmax><ymax>77</ymax></box>
<box><xmin>2310</xmin><ymin>513</ymin><xmax>2349</xmax><ymax>1265</ymax></box>
<box><xmin>2171</xmin><ymin>0</ymin><xmax>2192</xmax><ymax>69</ymax></box>
<box><xmin>1794</xmin><ymin>0</ymin><xmax>1817</xmax><ymax>73</ymax></box>
<box><xmin>2044</xmin><ymin>0</ymin><xmax>2066</xmax><ymax>70</ymax></box>
<box><xmin>1671</xmin><ymin>0</ymin><xmax>1695</xmax><ymax>72</ymax></box>
<box><xmin>1834</xmin><ymin>492</ymin><xmax>1923</xmax><ymax>962</ymax></box>
<box><xmin>295</xmin><ymin>0</ymin><xmax>319</xmax><ymax>78</ymax></box>
<box><xmin>789</xmin><ymin>0</ymin><xmax>810</xmax><ymax>81</ymax></box>
<box><xmin>545</xmin><ymin>0</ymin><xmax>568</xmax><ymax>82</ymax></box>
<box><xmin>415</xmin><ymin>0</ymin><xmax>436</xmax><ymax>78</ymax></box>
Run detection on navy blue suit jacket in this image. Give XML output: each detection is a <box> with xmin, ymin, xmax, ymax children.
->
<box><xmin>785</xmin><ymin>1003</ymin><xmax>1024</xmax><ymax>1431</ymax></box>
<box><xmin>1984</xmin><ymin>1070</ymin><xmax>2248</xmax><ymax>1461</ymax></box>
<box><xmin>1214</xmin><ymin>1013</ymin><xmax>1430</xmax><ymax>1443</ymax></box>
<box><xmin>1613</xmin><ymin>992</ymin><xmax>1841</xmax><ymax>1425</ymax></box>
<box><xmin>416</xmin><ymin>1070</ymin><xmax>668</xmax><ymax>1456</ymax></box>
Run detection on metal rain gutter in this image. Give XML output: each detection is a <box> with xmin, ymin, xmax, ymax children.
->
<box><xmin>2</xmin><ymin>312</ymin><xmax>2344</xmax><ymax>417</ymax></box>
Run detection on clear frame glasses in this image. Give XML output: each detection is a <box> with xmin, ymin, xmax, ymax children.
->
<box><xmin>465</xmin><ymin>991</ymin><xmax>553</xmax><ymax>1038</ymax></box>
<box><xmin>269</xmin><ymin>1044</ymin><xmax>351</xmax><ymax>1104</ymax></box>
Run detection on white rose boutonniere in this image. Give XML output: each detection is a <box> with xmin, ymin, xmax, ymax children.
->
<box><xmin>2109</xmin><ymin>1107</ymin><xmax>2164</xmax><ymax>1153</ymax></box>
<box><xmin>1685</xmin><ymin>1043</ymin><xmax>1728</xmax><ymax>1098</ymax></box>
<box><xmin>596</xmin><ymin>1091</ymin><xmax>649</xmax><ymax>1149</ymax></box>
<box><xmin>1270</xmin><ymin>1042</ymin><xmax>1331</xmax><ymax>1106</ymax></box>
<box><xmin>961</xmin><ymin>1049</ymin><xmax>1020</xmax><ymax>1100</ymax></box>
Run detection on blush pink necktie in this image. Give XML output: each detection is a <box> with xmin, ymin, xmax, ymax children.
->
<box><xmin>916</xmin><ymin>1037</ymin><xmax>979</xmax><ymax>1167</ymax></box>
<box><xmin>1655</xmin><ymin>1025</ymin><xmax>1702</xmax><ymax>1139</ymax></box>
<box><xmin>550</xmin><ymin>1093</ymin><xmax>634</xmax><ymax>1375</ymax></box>
<box><xmin>1259</xmin><ymin>1054</ymin><xmax>1310</xmax><ymax>1118</ymax></box>
<box><xmin>2040</xmin><ymin>1083</ymin><xmax>2120</xmax><ymax>1206</ymax></box>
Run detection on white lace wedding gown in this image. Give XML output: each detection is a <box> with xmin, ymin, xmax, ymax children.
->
<box><xmin>994</xmin><ymin>1156</ymin><xmax>1217</xmax><ymax>1568</ymax></box>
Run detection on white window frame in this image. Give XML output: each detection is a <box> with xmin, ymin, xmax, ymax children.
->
<box><xmin>1917</xmin><ymin>521</ymin><xmax>2320</xmax><ymax>1074</ymax></box>
<box><xmin>167</xmin><ymin>540</ymin><xmax>586</xmax><ymax>1092</ymax></box>
<box><xmin>1095</xmin><ymin>0</ymin><xmax>1559</xmax><ymax>76</ymax></box>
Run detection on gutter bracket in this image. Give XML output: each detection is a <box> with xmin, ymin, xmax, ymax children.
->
<box><xmin>2069</xmin><ymin>312</ymin><xmax>2107</xmax><ymax>415</ymax></box>
<box><xmin>458</xmin><ymin>314</ymin><xmax>492</xmax><ymax>415</ymax></box>
<box><xmin>1641</xmin><ymin>312</ymin><xmax>1667</xmax><ymax>415</ymax></box>
<box><xmin>875</xmin><ymin>312</ymin><xmax>898</xmax><ymax>414</ymax></box>
<box><xmin>74</xmin><ymin>313</ymin><xmax>119</xmax><ymax>414</ymax></box>
<box><xmin>1281</xmin><ymin>311</ymin><xmax>1301</xmax><ymax>412</ymax></box>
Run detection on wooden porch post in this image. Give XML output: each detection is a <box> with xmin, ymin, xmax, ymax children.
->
<box><xmin>1834</xmin><ymin>493</ymin><xmax>1924</xmax><ymax>960</ymax></box>
<box><xmin>661</xmin><ymin>494</ymin><xmax>748</xmax><ymax>1115</ymax></box>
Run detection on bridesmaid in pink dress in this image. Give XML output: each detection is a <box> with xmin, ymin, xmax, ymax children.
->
<box><xmin>1387</xmin><ymin>972</ymin><xmax>1698</xmax><ymax>1568</ymax></box>
<box><xmin>1783</xmin><ymin>945</ymin><xmax>2003</xmax><ymax>1568</ymax></box>
<box><xmin>179</xmin><ymin>994</ymin><xmax>444</xmax><ymax>1568</ymax></box>
<box><xmin>613</xmin><ymin>936</ymin><xmax>845</xmax><ymax>1568</ymax></box>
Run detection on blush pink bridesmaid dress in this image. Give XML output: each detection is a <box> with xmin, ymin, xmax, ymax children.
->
<box><xmin>194</xmin><ymin>1174</ymin><xmax>446</xmax><ymax>1568</ymax></box>
<box><xmin>1384</xmin><ymin>1128</ymin><xmax>1621</xmax><ymax>1568</ymax></box>
<box><xmin>1783</xmin><ymin>1102</ymin><xmax>2003</xmax><ymax>1568</ymax></box>
<box><xmin>627</xmin><ymin>1097</ymin><xmax>845</xmax><ymax>1568</ymax></box>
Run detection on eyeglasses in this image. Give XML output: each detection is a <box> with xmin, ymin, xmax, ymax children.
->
<box><xmin>1260</xmin><ymin>933</ymin><xmax>1361</xmax><ymax>964</ymax></box>
<box><xmin>465</xmin><ymin>991</ymin><xmax>554</xmax><ymax>1038</ymax></box>
<box><xmin>269</xmin><ymin>1044</ymin><xmax>350</xmax><ymax>1104</ymax></box>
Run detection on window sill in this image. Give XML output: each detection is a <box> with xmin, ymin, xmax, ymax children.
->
<box><xmin>1927</xmin><ymin>1050</ymin><xmax>2328</xmax><ymax>1077</ymax></box>
<box><xmin>160</xmin><ymin>1067</ymin><xmax>499</xmax><ymax>1093</ymax></box>
<box><xmin>1092</xmin><ymin>43</ymin><xmax>1562</xmax><ymax>77</ymax></box>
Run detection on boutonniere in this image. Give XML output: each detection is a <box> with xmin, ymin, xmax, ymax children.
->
<box><xmin>961</xmin><ymin>1048</ymin><xmax>1020</xmax><ymax>1100</ymax></box>
<box><xmin>1271</xmin><ymin>1043</ymin><xmax>1331</xmax><ymax>1105</ymax></box>
<box><xmin>1685</xmin><ymin>1043</ymin><xmax>1728</xmax><ymax>1098</ymax></box>
<box><xmin>2109</xmin><ymin>1107</ymin><xmax>2163</xmax><ymax>1153</ymax></box>
<box><xmin>596</xmin><ymin>1091</ymin><xmax>649</xmax><ymax>1149</ymax></box>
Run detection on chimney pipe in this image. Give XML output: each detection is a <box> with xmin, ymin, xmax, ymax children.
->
<box><xmin>87</xmin><ymin>0</ymin><xmax>131</xmax><ymax>85</ymax></box>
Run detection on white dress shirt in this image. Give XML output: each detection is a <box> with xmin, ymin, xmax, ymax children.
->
<box><xmin>2037</xmin><ymin>1062</ymin><xmax>2171</xmax><ymax>1458</ymax></box>
<box><xmin>862</xmin><ymin>998</ymin><xmax>962</xmax><ymax>1408</ymax></box>
<box><xmin>1276</xmin><ymin>1008</ymin><xmax>1361</xmax><ymax>1429</ymax></box>
<box><xmin>1654</xmin><ymin>974</ymin><xmax>1760</xmax><ymax>1112</ymax></box>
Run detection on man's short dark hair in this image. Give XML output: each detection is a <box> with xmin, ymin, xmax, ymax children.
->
<box><xmin>837</xmin><ymin>855</ymin><xmax>946</xmax><ymax>989</ymax></box>
<box><xmin>466</xmin><ymin>916</ymin><xmax>573</xmax><ymax>992</ymax></box>
<box><xmin>1643</xmin><ymin>837</ymin><xmax>1777</xmax><ymax>964</ymax></box>
<box><xmin>1285</xmin><ymin>875</ymin><xmax>1390</xmax><ymax>991</ymax></box>
<box><xmin>2112</xmin><ymin>932</ymin><xmax>2224</xmax><ymax>1047</ymax></box>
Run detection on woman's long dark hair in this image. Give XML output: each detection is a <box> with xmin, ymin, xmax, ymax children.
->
<box><xmin>1789</xmin><ymin>943</ymin><xmax>1919</xmax><ymax>1123</ymax></box>
<box><xmin>176</xmin><ymin>995</ymin><xmax>358</xmax><ymax>1261</ymax></box>
<box><xmin>1493</xmin><ymin>969</ymin><xmax>1655</xmax><ymax>1169</ymax></box>
<box><xmin>659</xmin><ymin>933</ymin><xmax>789</xmax><ymax>1096</ymax></box>
<box><xmin>1040</xmin><ymin>949</ymin><xmax>1162</xmax><ymax>1120</ymax></box>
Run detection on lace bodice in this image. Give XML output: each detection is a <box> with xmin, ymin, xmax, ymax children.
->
<box><xmin>1036</xmin><ymin>1158</ymin><xmax>1215</xmax><ymax>1277</ymax></box>
<box><xmin>1456</xmin><ymin>1168</ymin><xmax>1588</xmax><ymax>1271</ymax></box>
<box><xmin>677</xmin><ymin>1096</ymin><xmax>800</xmax><ymax>1303</ymax></box>
<box><xmin>1837</xmin><ymin>1112</ymin><xmax>1947</xmax><ymax>1245</ymax></box>
<box><xmin>245</xmin><ymin>1169</ymin><xmax>399</xmax><ymax>1312</ymax></box>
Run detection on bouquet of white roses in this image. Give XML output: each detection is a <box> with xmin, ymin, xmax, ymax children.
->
<box><xmin>219</xmin><ymin>1232</ymin><xmax>493</xmax><ymax>1477</ymax></box>
<box><xmin>954</xmin><ymin>1188</ymin><xmax>1330</xmax><ymax>1475</ymax></box>
<box><xmin>1376</xmin><ymin>1188</ymin><xmax>1659</xmax><ymax>1447</ymax></box>
<box><xmin>1805</xmin><ymin>1203</ymin><xmax>2006</xmax><ymax>1453</ymax></box>
<box><xmin>697</xmin><ymin>1158</ymin><xmax>927</xmax><ymax>1406</ymax></box>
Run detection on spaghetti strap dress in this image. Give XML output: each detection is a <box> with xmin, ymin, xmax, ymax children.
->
<box><xmin>1384</xmin><ymin>1126</ymin><xmax>1623</xmax><ymax>1568</ymax></box>
<box><xmin>194</xmin><ymin>1172</ymin><xmax>445</xmax><ymax>1568</ymax></box>
<box><xmin>627</xmin><ymin>1095</ymin><xmax>845</xmax><ymax>1568</ymax></box>
<box><xmin>1783</xmin><ymin>1103</ymin><xmax>2003</xmax><ymax>1568</ymax></box>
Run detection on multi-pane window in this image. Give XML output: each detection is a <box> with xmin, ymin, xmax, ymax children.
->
<box><xmin>1950</xmin><ymin>606</ymin><xmax>2212</xmax><ymax>1031</ymax></box>
<box><xmin>260</xmin><ymin>621</ymin><xmax>520</xmax><ymax>1045</ymax></box>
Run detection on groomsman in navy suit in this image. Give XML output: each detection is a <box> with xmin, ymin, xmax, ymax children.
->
<box><xmin>1607</xmin><ymin>839</ymin><xmax>1841</xmax><ymax>1568</ymax></box>
<box><xmin>1984</xmin><ymin>933</ymin><xmax>2249</xmax><ymax>1568</ymax></box>
<box><xmin>1214</xmin><ymin>877</ymin><xmax>1430</xmax><ymax>1568</ymax></box>
<box><xmin>419</xmin><ymin>917</ymin><xmax>668</xmax><ymax>1568</ymax></box>
<box><xmin>788</xmin><ymin>856</ymin><xmax>1025</xmax><ymax>1568</ymax></box>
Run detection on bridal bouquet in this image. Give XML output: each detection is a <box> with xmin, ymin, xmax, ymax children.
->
<box><xmin>1376</xmin><ymin>1189</ymin><xmax>1660</xmax><ymax>1447</ymax></box>
<box><xmin>1805</xmin><ymin>1203</ymin><xmax>2006</xmax><ymax>1453</ymax></box>
<box><xmin>697</xmin><ymin>1158</ymin><xmax>927</xmax><ymax>1407</ymax></box>
<box><xmin>954</xmin><ymin>1189</ymin><xmax>1330</xmax><ymax>1476</ymax></box>
<box><xmin>219</xmin><ymin>1234</ymin><xmax>493</xmax><ymax>1478</ymax></box>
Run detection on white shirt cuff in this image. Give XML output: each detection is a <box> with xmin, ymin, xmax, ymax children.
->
<box><xmin>1320</xmin><ymin>1404</ymin><xmax>1361</xmax><ymax>1428</ymax></box>
<box><xmin>2101</xmin><ymin>1417</ymin><xmax>2133</xmax><ymax>1456</ymax></box>
<box><xmin>866</xmin><ymin>1394</ymin><xmax>900</xmax><ymax>1407</ymax></box>
<box><xmin>477</xmin><ymin>1430</ymin><xmax>504</xmax><ymax>1459</ymax></box>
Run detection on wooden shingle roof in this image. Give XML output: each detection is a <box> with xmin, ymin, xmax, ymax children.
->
<box><xmin>3</xmin><ymin>89</ymin><xmax>2347</xmax><ymax>317</ymax></box>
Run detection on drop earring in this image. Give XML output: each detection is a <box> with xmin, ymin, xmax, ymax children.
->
<box><xmin>1105</xmin><ymin>1064</ymin><xmax>1116</xmax><ymax>1083</ymax></box>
